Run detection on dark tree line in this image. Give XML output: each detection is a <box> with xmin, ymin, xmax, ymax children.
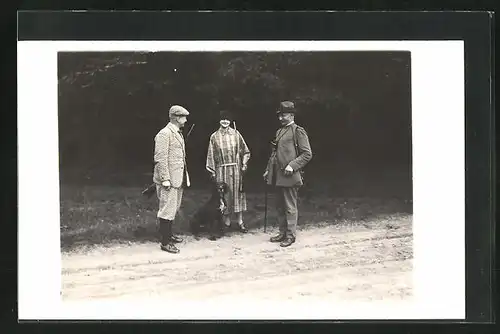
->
<box><xmin>58</xmin><ymin>51</ymin><xmax>412</xmax><ymax>193</ymax></box>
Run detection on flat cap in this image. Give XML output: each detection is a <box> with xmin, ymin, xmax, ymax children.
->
<box><xmin>169</xmin><ymin>105</ymin><xmax>190</xmax><ymax>117</ymax></box>
<box><xmin>276</xmin><ymin>101</ymin><xmax>296</xmax><ymax>114</ymax></box>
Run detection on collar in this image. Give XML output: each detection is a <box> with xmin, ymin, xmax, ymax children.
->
<box><xmin>280</xmin><ymin>121</ymin><xmax>295</xmax><ymax>129</ymax></box>
<box><xmin>167</xmin><ymin>122</ymin><xmax>180</xmax><ymax>132</ymax></box>
<box><xmin>218</xmin><ymin>126</ymin><xmax>234</xmax><ymax>134</ymax></box>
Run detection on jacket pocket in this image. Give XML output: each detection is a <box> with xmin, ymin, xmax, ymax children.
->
<box><xmin>290</xmin><ymin>171</ymin><xmax>303</xmax><ymax>186</ymax></box>
<box><xmin>170</xmin><ymin>163</ymin><xmax>184</xmax><ymax>170</ymax></box>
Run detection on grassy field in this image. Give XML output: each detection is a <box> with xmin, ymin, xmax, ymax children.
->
<box><xmin>59</xmin><ymin>182</ymin><xmax>412</xmax><ymax>252</ymax></box>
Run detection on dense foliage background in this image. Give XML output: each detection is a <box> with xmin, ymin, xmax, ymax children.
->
<box><xmin>58</xmin><ymin>51</ymin><xmax>412</xmax><ymax>198</ymax></box>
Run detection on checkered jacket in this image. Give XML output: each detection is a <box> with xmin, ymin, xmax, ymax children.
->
<box><xmin>153</xmin><ymin>122</ymin><xmax>190</xmax><ymax>188</ymax></box>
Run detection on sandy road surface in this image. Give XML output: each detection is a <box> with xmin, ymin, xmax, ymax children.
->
<box><xmin>62</xmin><ymin>215</ymin><xmax>413</xmax><ymax>302</ymax></box>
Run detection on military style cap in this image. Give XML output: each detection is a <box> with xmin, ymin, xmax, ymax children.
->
<box><xmin>276</xmin><ymin>101</ymin><xmax>296</xmax><ymax>114</ymax></box>
<box><xmin>169</xmin><ymin>105</ymin><xmax>190</xmax><ymax>117</ymax></box>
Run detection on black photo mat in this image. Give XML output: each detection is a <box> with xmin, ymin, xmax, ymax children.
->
<box><xmin>14</xmin><ymin>10</ymin><xmax>494</xmax><ymax>328</ymax></box>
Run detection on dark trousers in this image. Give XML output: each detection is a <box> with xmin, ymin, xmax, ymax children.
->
<box><xmin>275</xmin><ymin>186</ymin><xmax>299</xmax><ymax>238</ymax></box>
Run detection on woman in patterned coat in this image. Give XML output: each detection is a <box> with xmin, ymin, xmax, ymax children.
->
<box><xmin>206</xmin><ymin>110</ymin><xmax>251</xmax><ymax>233</ymax></box>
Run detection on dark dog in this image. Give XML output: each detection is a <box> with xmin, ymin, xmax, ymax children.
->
<box><xmin>190</xmin><ymin>181</ymin><xmax>229</xmax><ymax>241</ymax></box>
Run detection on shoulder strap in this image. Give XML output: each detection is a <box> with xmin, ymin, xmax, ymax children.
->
<box><xmin>292</xmin><ymin>125</ymin><xmax>300</xmax><ymax>157</ymax></box>
<box><xmin>274</xmin><ymin>126</ymin><xmax>287</xmax><ymax>144</ymax></box>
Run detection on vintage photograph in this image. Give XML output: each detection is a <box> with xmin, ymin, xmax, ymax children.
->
<box><xmin>58</xmin><ymin>50</ymin><xmax>413</xmax><ymax>303</ymax></box>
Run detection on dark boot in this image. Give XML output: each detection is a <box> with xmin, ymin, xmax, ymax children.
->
<box><xmin>170</xmin><ymin>223</ymin><xmax>183</xmax><ymax>243</ymax></box>
<box><xmin>159</xmin><ymin>219</ymin><xmax>179</xmax><ymax>254</ymax></box>
<box><xmin>238</xmin><ymin>222</ymin><xmax>248</xmax><ymax>233</ymax></box>
<box><xmin>270</xmin><ymin>232</ymin><xmax>286</xmax><ymax>243</ymax></box>
<box><xmin>161</xmin><ymin>243</ymin><xmax>180</xmax><ymax>253</ymax></box>
<box><xmin>280</xmin><ymin>235</ymin><xmax>296</xmax><ymax>247</ymax></box>
<box><xmin>158</xmin><ymin>219</ymin><xmax>168</xmax><ymax>244</ymax></box>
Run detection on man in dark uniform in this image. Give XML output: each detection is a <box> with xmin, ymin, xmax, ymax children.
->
<box><xmin>263</xmin><ymin>101</ymin><xmax>313</xmax><ymax>247</ymax></box>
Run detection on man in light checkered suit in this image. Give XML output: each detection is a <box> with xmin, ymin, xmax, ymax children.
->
<box><xmin>153</xmin><ymin>105</ymin><xmax>191</xmax><ymax>254</ymax></box>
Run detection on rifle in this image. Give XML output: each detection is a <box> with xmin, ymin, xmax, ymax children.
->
<box><xmin>233</xmin><ymin>121</ymin><xmax>244</xmax><ymax>193</ymax></box>
<box><xmin>264</xmin><ymin>183</ymin><xmax>268</xmax><ymax>233</ymax></box>
<box><xmin>292</xmin><ymin>125</ymin><xmax>305</xmax><ymax>185</ymax></box>
<box><xmin>141</xmin><ymin>123</ymin><xmax>196</xmax><ymax>198</ymax></box>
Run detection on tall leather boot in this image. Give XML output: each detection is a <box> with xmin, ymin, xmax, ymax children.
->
<box><xmin>170</xmin><ymin>221</ymin><xmax>183</xmax><ymax>243</ymax></box>
<box><xmin>160</xmin><ymin>219</ymin><xmax>179</xmax><ymax>254</ymax></box>
<box><xmin>158</xmin><ymin>218</ymin><xmax>170</xmax><ymax>245</ymax></box>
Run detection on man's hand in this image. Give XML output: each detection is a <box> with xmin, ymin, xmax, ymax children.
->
<box><xmin>263</xmin><ymin>170</ymin><xmax>268</xmax><ymax>181</ymax></box>
<box><xmin>162</xmin><ymin>180</ymin><xmax>171</xmax><ymax>189</ymax></box>
<box><xmin>241</xmin><ymin>164</ymin><xmax>247</xmax><ymax>172</ymax></box>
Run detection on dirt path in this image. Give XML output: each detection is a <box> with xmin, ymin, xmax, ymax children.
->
<box><xmin>61</xmin><ymin>215</ymin><xmax>413</xmax><ymax>302</ymax></box>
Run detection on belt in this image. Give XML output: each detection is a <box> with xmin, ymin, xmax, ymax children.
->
<box><xmin>219</xmin><ymin>163</ymin><xmax>237</xmax><ymax>167</ymax></box>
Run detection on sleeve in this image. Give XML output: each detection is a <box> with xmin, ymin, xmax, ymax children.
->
<box><xmin>265</xmin><ymin>130</ymin><xmax>278</xmax><ymax>173</ymax></box>
<box><xmin>154</xmin><ymin>130</ymin><xmax>170</xmax><ymax>182</ymax></box>
<box><xmin>265</xmin><ymin>156</ymin><xmax>272</xmax><ymax>174</ymax></box>
<box><xmin>288</xmin><ymin>126</ymin><xmax>313</xmax><ymax>171</ymax></box>
<box><xmin>237</xmin><ymin>130</ymin><xmax>251</xmax><ymax>166</ymax></box>
<box><xmin>206</xmin><ymin>134</ymin><xmax>216</xmax><ymax>174</ymax></box>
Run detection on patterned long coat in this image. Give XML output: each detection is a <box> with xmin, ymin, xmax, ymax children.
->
<box><xmin>153</xmin><ymin>122</ymin><xmax>190</xmax><ymax>188</ymax></box>
<box><xmin>206</xmin><ymin>126</ymin><xmax>251</xmax><ymax>214</ymax></box>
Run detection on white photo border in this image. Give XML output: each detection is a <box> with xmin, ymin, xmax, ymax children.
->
<box><xmin>17</xmin><ymin>40</ymin><xmax>465</xmax><ymax>320</ymax></box>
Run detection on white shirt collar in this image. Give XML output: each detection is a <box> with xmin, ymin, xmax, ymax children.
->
<box><xmin>285</xmin><ymin>121</ymin><xmax>295</xmax><ymax>127</ymax></box>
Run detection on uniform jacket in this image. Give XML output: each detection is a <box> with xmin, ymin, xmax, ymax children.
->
<box><xmin>265</xmin><ymin>122</ymin><xmax>312</xmax><ymax>187</ymax></box>
<box><xmin>153</xmin><ymin>122</ymin><xmax>190</xmax><ymax>188</ymax></box>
